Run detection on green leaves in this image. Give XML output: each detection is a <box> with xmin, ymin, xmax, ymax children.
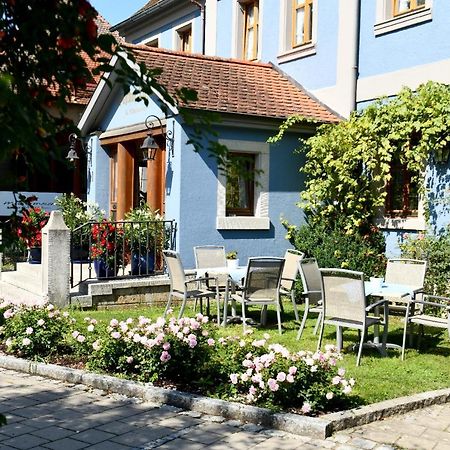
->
<box><xmin>281</xmin><ymin>82</ymin><xmax>450</xmax><ymax>230</ymax></box>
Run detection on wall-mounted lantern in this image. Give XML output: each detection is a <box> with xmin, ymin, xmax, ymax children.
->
<box><xmin>140</xmin><ymin>115</ymin><xmax>174</xmax><ymax>161</ymax></box>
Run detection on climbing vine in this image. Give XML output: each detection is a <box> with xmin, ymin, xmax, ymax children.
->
<box><xmin>276</xmin><ymin>82</ymin><xmax>450</xmax><ymax>229</ymax></box>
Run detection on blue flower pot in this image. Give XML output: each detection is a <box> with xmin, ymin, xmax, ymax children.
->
<box><xmin>93</xmin><ymin>259</ymin><xmax>117</xmax><ymax>278</ymax></box>
<box><xmin>131</xmin><ymin>251</ymin><xmax>155</xmax><ymax>276</ymax></box>
<box><xmin>27</xmin><ymin>247</ymin><xmax>41</xmax><ymax>264</ymax></box>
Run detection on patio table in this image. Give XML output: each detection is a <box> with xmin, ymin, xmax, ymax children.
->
<box><xmin>196</xmin><ymin>266</ymin><xmax>247</xmax><ymax>325</ymax></box>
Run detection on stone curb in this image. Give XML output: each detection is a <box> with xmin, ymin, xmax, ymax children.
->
<box><xmin>1</xmin><ymin>354</ymin><xmax>449</xmax><ymax>439</ymax></box>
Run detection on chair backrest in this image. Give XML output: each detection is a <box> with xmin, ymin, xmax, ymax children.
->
<box><xmin>244</xmin><ymin>257</ymin><xmax>285</xmax><ymax>301</ymax></box>
<box><xmin>320</xmin><ymin>268</ymin><xmax>366</xmax><ymax>323</ymax></box>
<box><xmin>385</xmin><ymin>258</ymin><xmax>427</xmax><ymax>289</ymax></box>
<box><xmin>298</xmin><ymin>258</ymin><xmax>322</xmax><ymax>304</ymax></box>
<box><xmin>194</xmin><ymin>245</ymin><xmax>227</xmax><ymax>269</ymax></box>
<box><xmin>280</xmin><ymin>249</ymin><xmax>304</xmax><ymax>291</ymax></box>
<box><xmin>163</xmin><ymin>250</ymin><xmax>186</xmax><ymax>293</ymax></box>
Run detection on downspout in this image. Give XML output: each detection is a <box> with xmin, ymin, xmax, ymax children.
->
<box><xmin>350</xmin><ymin>0</ymin><xmax>361</xmax><ymax>113</ymax></box>
<box><xmin>190</xmin><ymin>0</ymin><xmax>206</xmax><ymax>55</ymax></box>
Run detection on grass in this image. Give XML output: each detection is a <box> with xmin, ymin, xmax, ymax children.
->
<box><xmin>69</xmin><ymin>300</ymin><xmax>450</xmax><ymax>406</ymax></box>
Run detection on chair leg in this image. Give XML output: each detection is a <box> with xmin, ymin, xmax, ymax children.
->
<box><xmin>241</xmin><ymin>300</ymin><xmax>247</xmax><ymax>334</ymax></box>
<box><xmin>417</xmin><ymin>324</ymin><xmax>424</xmax><ymax>348</ymax></box>
<box><xmin>297</xmin><ymin>303</ymin><xmax>309</xmax><ymax>341</ymax></box>
<box><xmin>178</xmin><ymin>295</ymin><xmax>188</xmax><ymax>319</ymax></box>
<box><xmin>356</xmin><ymin>328</ymin><xmax>365</xmax><ymax>366</ymax></box>
<box><xmin>276</xmin><ymin>302</ymin><xmax>282</xmax><ymax>335</ymax></box>
<box><xmin>316</xmin><ymin>318</ymin><xmax>325</xmax><ymax>352</ymax></box>
<box><xmin>313</xmin><ymin>311</ymin><xmax>322</xmax><ymax>335</ymax></box>
<box><xmin>216</xmin><ymin>291</ymin><xmax>221</xmax><ymax>325</ymax></box>
<box><xmin>164</xmin><ymin>293</ymin><xmax>172</xmax><ymax>317</ymax></box>
<box><xmin>291</xmin><ymin>291</ymin><xmax>300</xmax><ymax>322</ymax></box>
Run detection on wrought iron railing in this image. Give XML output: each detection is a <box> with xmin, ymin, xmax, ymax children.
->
<box><xmin>70</xmin><ymin>219</ymin><xmax>177</xmax><ymax>288</ymax></box>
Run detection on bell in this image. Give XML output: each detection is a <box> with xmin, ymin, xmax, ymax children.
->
<box><xmin>66</xmin><ymin>148</ymin><xmax>79</xmax><ymax>162</ymax></box>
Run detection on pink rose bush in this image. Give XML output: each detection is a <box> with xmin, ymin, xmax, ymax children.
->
<box><xmin>0</xmin><ymin>302</ymin><xmax>357</xmax><ymax>414</ymax></box>
<box><xmin>0</xmin><ymin>301</ymin><xmax>74</xmax><ymax>358</ymax></box>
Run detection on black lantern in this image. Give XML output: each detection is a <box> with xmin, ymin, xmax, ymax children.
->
<box><xmin>141</xmin><ymin>115</ymin><xmax>164</xmax><ymax>161</ymax></box>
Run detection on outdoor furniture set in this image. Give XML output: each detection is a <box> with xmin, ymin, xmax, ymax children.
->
<box><xmin>163</xmin><ymin>248</ymin><xmax>450</xmax><ymax>365</ymax></box>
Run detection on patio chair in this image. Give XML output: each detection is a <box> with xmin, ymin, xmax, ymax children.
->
<box><xmin>296</xmin><ymin>258</ymin><xmax>323</xmax><ymax>340</ymax></box>
<box><xmin>163</xmin><ymin>250</ymin><xmax>220</xmax><ymax>322</ymax></box>
<box><xmin>193</xmin><ymin>245</ymin><xmax>227</xmax><ymax>269</ymax></box>
<box><xmin>279</xmin><ymin>249</ymin><xmax>304</xmax><ymax>322</ymax></box>
<box><xmin>401</xmin><ymin>291</ymin><xmax>450</xmax><ymax>360</ymax></box>
<box><xmin>317</xmin><ymin>268</ymin><xmax>389</xmax><ymax>366</ymax></box>
<box><xmin>231</xmin><ymin>257</ymin><xmax>285</xmax><ymax>335</ymax></box>
<box><xmin>384</xmin><ymin>258</ymin><xmax>427</xmax><ymax>313</ymax></box>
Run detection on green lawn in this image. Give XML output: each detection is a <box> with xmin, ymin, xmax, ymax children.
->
<box><xmin>70</xmin><ymin>300</ymin><xmax>450</xmax><ymax>405</ymax></box>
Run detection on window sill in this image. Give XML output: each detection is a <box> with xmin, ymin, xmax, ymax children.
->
<box><xmin>277</xmin><ymin>43</ymin><xmax>316</xmax><ymax>64</ymax></box>
<box><xmin>216</xmin><ymin>216</ymin><xmax>270</xmax><ymax>230</ymax></box>
<box><xmin>374</xmin><ymin>7</ymin><xmax>432</xmax><ymax>36</ymax></box>
<box><xmin>375</xmin><ymin>215</ymin><xmax>426</xmax><ymax>231</ymax></box>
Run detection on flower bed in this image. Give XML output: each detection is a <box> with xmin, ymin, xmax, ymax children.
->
<box><xmin>0</xmin><ymin>301</ymin><xmax>356</xmax><ymax>415</ymax></box>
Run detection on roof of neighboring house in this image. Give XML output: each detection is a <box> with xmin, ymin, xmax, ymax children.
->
<box><xmin>125</xmin><ymin>44</ymin><xmax>340</xmax><ymax>123</ymax></box>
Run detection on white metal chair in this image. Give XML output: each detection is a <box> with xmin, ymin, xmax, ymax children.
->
<box><xmin>231</xmin><ymin>257</ymin><xmax>285</xmax><ymax>335</ymax></box>
<box><xmin>402</xmin><ymin>291</ymin><xmax>450</xmax><ymax>360</ymax></box>
<box><xmin>279</xmin><ymin>249</ymin><xmax>304</xmax><ymax>322</ymax></box>
<box><xmin>384</xmin><ymin>258</ymin><xmax>427</xmax><ymax>313</ymax></box>
<box><xmin>163</xmin><ymin>250</ymin><xmax>220</xmax><ymax>322</ymax></box>
<box><xmin>193</xmin><ymin>245</ymin><xmax>227</xmax><ymax>269</ymax></box>
<box><xmin>317</xmin><ymin>268</ymin><xmax>389</xmax><ymax>366</ymax></box>
<box><xmin>296</xmin><ymin>258</ymin><xmax>323</xmax><ymax>340</ymax></box>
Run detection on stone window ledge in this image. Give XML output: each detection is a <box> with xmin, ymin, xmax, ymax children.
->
<box><xmin>216</xmin><ymin>216</ymin><xmax>270</xmax><ymax>230</ymax></box>
<box><xmin>278</xmin><ymin>43</ymin><xmax>316</xmax><ymax>64</ymax></box>
<box><xmin>374</xmin><ymin>7</ymin><xmax>432</xmax><ymax>36</ymax></box>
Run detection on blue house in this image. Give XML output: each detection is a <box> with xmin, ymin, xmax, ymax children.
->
<box><xmin>83</xmin><ymin>0</ymin><xmax>450</xmax><ymax>261</ymax></box>
<box><xmin>78</xmin><ymin>44</ymin><xmax>338</xmax><ymax>267</ymax></box>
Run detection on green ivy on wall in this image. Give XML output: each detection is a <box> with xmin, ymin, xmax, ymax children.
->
<box><xmin>272</xmin><ymin>81</ymin><xmax>450</xmax><ymax>230</ymax></box>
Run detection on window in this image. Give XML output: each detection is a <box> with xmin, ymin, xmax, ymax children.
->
<box><xmin>292</xmin><ymin>0</ymin><xmax>313</xmax><ymax>47</ymax></box>
<box><xmin>226</xmin><ymin>153</ymin><xmax>255</xmax><ymax>216</ymax></box>
<box><xmin>145</xmin><ymin>38</ymin><xmax>159</xmax><ymax>48</ymax></box>
<box><xmin>393</xmin><ymin>0</ymin><xmax>425</xmax><ymax>16</ymax></box>
<box><xmin>374</xmin><ymin>0</ymin><xmax>432</xmax><ymax>36</ymax></box>
<box><xmin>217</xmin><ymin>139</ymin><xmax>270</xmax><ymax>230</ymax></box>
<box><xmin>385</xmin><ymin>159</ymin><xmax>419</xmax><ymax>217</ymax></box>
<box><xmin>243</xmin><ymin>1</ymin><xmax>259</xmax><ymax>61</ymax></box>
<box><xmin>177</xmin><ymin>24</ymin><xmax>192</xmax><ymax>52</ymax></box>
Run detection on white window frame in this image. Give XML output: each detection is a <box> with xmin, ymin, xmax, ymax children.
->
<box><xmin>374</xmin><ymin>0</ymin><xmax>432</xmax><ymax>36</ymax></box>
<box><xmin>216</xmin><ymin>139</ymin><xmax>270</xmax><ymax>230</ymax></box>
<box><xmin>173</xmin><ymin>21</ymin><xmax>194</xmax><ymax>52</ymax></box>
<box><xmin>278</xmin><ymin>0</ymin><xmax>318</xmax><ymax>63</ymax></box>
<box><xmin>142</xmin><ymin>34</ymin><xmax>161</xmax><ymax>48</ymax></box>
<box><xmin>232</xmin><ymin>0</ymin><xmax>262</xmax><ymax>61</ymax></box>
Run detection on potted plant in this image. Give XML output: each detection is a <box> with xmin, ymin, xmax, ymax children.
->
<box><xmin>124</xmin><ymin>203</ymin><xmax>165</xmax><ymax>275</ymax></box>
<box><xmin>90</xmin><ymin>220</ymin><xmax>126</xmax><ymax>278</ymax></box>
<box><xmin>226</xmin><ymin>250</ymin><xmax>239</xmax><ymax>269</ymax></box>
<box><xmin>16</xmin><ymin>206</ymin><xmax>50</xmax><ymax>264</ymax></box>
<box><xmin>55</xmin><ymin>193</ymin><xmax>104</xmax><ymax>262</ymax></box>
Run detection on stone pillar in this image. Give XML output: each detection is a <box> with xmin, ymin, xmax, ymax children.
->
<box><xmin>41</xmin><ymin>211</ymin><xmax>70</xmax><ymax>307</ymax></box>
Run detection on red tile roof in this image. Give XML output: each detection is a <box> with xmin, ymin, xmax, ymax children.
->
<box><xmin>126</xmin><ymin>44</ymin><xmax>339</xmax><ymax>123</ymax></box>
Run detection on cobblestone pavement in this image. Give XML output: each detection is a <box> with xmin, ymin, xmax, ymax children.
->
<box><xmin>1</xmin><ymin>368</ymin><xmax>450</xmax><ymax>449</ymax></box>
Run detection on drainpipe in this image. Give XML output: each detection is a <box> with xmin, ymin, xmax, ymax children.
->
<box><xmin>350</xmin><ymin>0</ymin><xmax>361</xmax><ymax>113</ymax></box>
<box><xmin>190</xmin><ymin>0</ymin><xmax>206</xmax><ymax>55</ymax></box>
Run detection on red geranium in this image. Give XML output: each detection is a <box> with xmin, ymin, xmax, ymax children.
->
<box><xmin>91</xmin><ymin>220</ymin><xmax>126</xmax><ymax>267</ymax></box>
<box><xmin>16</xmin><ymin>207</ymin><xmax>50</xmax><ymax>248</ymax></box>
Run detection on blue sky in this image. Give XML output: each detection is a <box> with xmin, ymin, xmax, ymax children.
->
<box><xmin>91</xmin><ymin>1</ymin><xmax>148</xmax><ymax>26</ymax></box>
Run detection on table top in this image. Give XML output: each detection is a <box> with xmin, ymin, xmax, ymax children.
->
<box><xmin>196</xmin><ymin>266</ymin><xmax>247</xmax><ymax>285</ymax></box>
<box><xmin>364</xmin><ymin>281</ymin><xmax>420</xmax><ymax>299</ymax></box>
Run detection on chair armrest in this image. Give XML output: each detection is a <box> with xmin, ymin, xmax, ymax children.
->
<box><xmin>186</xmin><ymin>276</ymin><xmax>218</xmax><ymax>286</ymax></box>
<box><xmin>366</xmin><ymin>299</ymin><xmax>389</xmax><ymax>312</ymax></box>
<box><xmin>410</xmin><ymin>300</ymin><xmax>450</xmax><ymax>310</ymax></box>
<box><xmin>301</xmin><ymin>290</ymin><xmax>321</xmax><ymax>297</ymax></box>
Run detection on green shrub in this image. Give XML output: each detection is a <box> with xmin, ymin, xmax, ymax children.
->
<box><xmin>285</xmin><ymin>215</ymin><xmax>386</xmax><ymax>277</ymax></box>
<box><xmin>399</xmin><ymin>230</ymin><xmax>450</xmax><ymax>296</ymax></box>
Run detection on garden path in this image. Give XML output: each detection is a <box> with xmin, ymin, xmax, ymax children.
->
<box><xmin>1</xmin><ymin>368</ymin><xmax>449</xmax><ymax>449</ymax></box>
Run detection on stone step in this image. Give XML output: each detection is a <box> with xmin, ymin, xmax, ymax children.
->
<box><xmin>70</xmin><ymin>294</ymin><xmax>93</xmax><ymax>308</ymax></box>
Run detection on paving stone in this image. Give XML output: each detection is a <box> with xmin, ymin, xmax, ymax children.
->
<box><xmin>0</xmin><ymin>422</ymin><xmax>39</xmax><ymax>438</ymax></box>
<box><xmin>157</xmin><ymin>415</ymin><xmax>202</xmax><ymax>429</ymax></box>
<box><xmin>154</xmin><ymin>438</ymin><xmax>208</xmax><ymax>449</ymax></box>
<box><xmin>241</xmin><ymin>423</ymin><xmax>264</xmax><ymax>433</ymax></box>
<box><xmin>396</xmin><ymin>434</ymin><xmax>436</xmax><ymax>450</ymax></box>
<box><xmin>69</xmin><ymin>428</ymin><xmax>116</xmax><ymax>444</ymax></box>
<box><xmin>82</xmin><ymin>441</ymin><xmax>133</xmax><ymax>450</ymax></box>
<box><xmin>181</xmin><ymin>428</ymin><xmax>222</xmax><ymax>445</ymax></box>
<box><xmin>95</xmin><ymin>420</ymin><xmax>144</xmax><ymax>434</ymax></box>
<box><xmin>2</xmin><ymin>434</ymin><xmax>49</xmax><ymax>449</ymax></box>
<box><xmin>43</xmin><ymin>437</ymin><xmax>89</xmax><ymax>449</ymax></box>
<box><xmin>110</xmin><ymin>426</ymin><xmax>176</xmax><ymax>446</ymax></box>
<box><xmin>30</xmin><ymin>425</ymin><xmax>74</xmax><ymax>441</ymax></box>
